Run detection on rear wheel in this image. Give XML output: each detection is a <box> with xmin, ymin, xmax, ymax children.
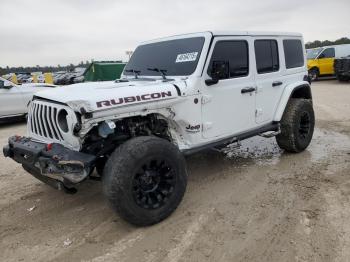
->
<box><xmin>103</xmin><ymin>136</ymin><xmax>187</xmax><ymax>226</ymax></box>
<box><xmin>276</xmin><ymin>99</ymin><xmax>315</xmax><ymax>153</ymax></box>
<box><xmin>337</xmin><ymin>75</ymin><xmax>349</xmax><ymax>82</ymax></box>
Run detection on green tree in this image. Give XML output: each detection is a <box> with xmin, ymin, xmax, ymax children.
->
<box><xmin>306</xmin><ymin>37</ymin><xmax>350</xmax><ymax>49</ymax></box>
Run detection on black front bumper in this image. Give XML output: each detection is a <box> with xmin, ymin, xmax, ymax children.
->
<box><xmin>3</xmin><ymin>136</ymin><xmax>96</xmax><ymax>192</ymax></box>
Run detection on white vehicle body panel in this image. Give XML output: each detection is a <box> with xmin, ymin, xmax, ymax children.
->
<box><xmin>0</xmin><ymin>84</ymin><xmax>27</xmax><ymax>117</ymax></box>
<box><xmin>0</xmin><ymin>77</ymin><xmax>56</xmax><ymax>119</ymax></box>
<box><xmin>256</xmin><ymin>35</ymin><xmax>308</xmax><ymax>124</ymax></box>
<box><xmin>273</xmin><ymin>80</ymin><xmax>310</xmax><ymax>121</ymax></box>
<box><xmin>201</xmin><ymin>35</ymin><xmax>257</xmax><ymax>138</ymax></box>
<box><xmin>310</xmin><ymin>44</ymin><xmax>350</xmax><ymax>59</ymax></box>
<box><xmin>334</xmin><ymin>44</ymin><xmax>350</xmax><ymax>58</ymax></box>
<box><xmin>36</xmin><ymin>80</ymin><xmax>180</xmax><ymax>112</ymax></box>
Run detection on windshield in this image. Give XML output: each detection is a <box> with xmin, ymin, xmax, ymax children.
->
<box><xmin>307</xmin><ymin>48</ymin><xmax>322</xmax><ymax>59</ymax></box>
<box><xmin>124</xmin><ymin>37</ymin><xmax>205</xmax><ymax>77</ymax></box>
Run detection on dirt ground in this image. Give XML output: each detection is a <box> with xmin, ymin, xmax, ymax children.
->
<box><xmin>1</xmin><ymin>79</ymin><xmax>350</xmax><ymax>262</ymax></box>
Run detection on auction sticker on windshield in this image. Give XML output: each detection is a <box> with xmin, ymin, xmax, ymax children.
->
<box><xmin>175</xmin><ymin>52</ymin><xmax>198</xmax><ymax>63</ymax></box>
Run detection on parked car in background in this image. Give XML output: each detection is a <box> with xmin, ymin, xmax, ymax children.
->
<box><xmin>53</xmin><ymin>68</ymin><xmax>85</xmax><ymax>85</ymax></box>
<box><xmin>54</xmin><ymin>72</ymin><xmax>70</xmax><ymax>85</ymax></box>
<box><xmin>53</xmin><ymin>71</ymin><xmax>67</xmax><ymax>85</ymax></box>
<box><xmin>307</xmin><ymin>44</ymin><xmax>350</xmax><ymax>81</ymax></box>
<box><xmin>334</xmin><ymin>56</ymin><xmax>350</xmax><ymax>81</ymax></box>
<box><xmin>72</xmin><ymin>67</ymin><xmax>86</xmax><ymax>84</ymax></box>
<box><xmin>0</xmin><ymin>77</ymin><xmax>56</xmax><ymax>120</ymax></box>
<box><xmin>1</xmin><ymin>74</ymin><xmax>13</xmax><ymax>81</ymax></box>
<box><xmin>16</xmin><ymin>73</ymin><xmax>32</xmax><ymax>84</ymax></box>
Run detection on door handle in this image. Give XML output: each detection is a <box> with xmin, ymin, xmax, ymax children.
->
<box><xmin>272</xmin><ymin>81</ymin><xmax>283</xmax><ymax>87</ymax></box>
<box><xmin>241</xmin><ymin>87</ymin><xmax>256</xmax><ymax>94</ymax></box>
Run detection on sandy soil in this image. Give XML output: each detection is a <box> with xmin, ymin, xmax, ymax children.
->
<box><xmin>0</xmin><ymin>80</ymin><xmax>350</xmax><ymax>262</ymax></box>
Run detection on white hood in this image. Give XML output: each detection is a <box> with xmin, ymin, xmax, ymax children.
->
<box><xmin>34</xmin><ymin>80</ymin><xmax>182</xmax><ymax>112</ymax></box>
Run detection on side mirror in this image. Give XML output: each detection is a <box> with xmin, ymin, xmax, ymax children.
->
<box><xmin>318</xmin><ymin>53</ymin><xmax>325</xmax><ymax>59</ymax></box>
<box><xmin>205</xmin><ymin>60</ymin><xmax>229</xmax><ymax>86</ymax></box>
<box><xmin>0</xmin><ymin>80</ymin><xmax>4</xmax><ymax>88</ymax></box>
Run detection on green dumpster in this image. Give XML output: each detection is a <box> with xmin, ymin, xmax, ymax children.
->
<box><xmin>84</xmin><ymin>61</ymin><xmax>126</xmax><ymax>82</ymax></box>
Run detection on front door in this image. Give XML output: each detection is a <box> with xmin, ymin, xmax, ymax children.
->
<box><xmin>201</xmin><ymin>36</ymin><xmax>256</xmax><ymax>139</ymax></box>
<box><xmin>317</xmin><ymin>47</ymin><xmax>335</xmax><ymax>75</ymax></box>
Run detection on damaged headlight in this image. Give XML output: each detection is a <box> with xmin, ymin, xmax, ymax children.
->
<box><xmin>57</xmin><ymin>109</ymin><xmax>69</xmax><ymax>133</ymax></box>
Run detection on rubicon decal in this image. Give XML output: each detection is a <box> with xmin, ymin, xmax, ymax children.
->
<box><xmin>96</xmin><ymin>91</ymin><xmax>172</xmax><ymax>108</ymax></box>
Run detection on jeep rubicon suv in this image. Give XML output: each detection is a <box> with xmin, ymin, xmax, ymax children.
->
<box><xmin>3</xmin><ymin>31</ymin><xmax>314</xmax><ymax>226</ymax></box>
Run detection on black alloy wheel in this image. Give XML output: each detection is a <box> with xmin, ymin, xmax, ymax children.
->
<box><xmin>132</xmin><ymin>159</ymin><xmax>175</xmax><ymax>210</ymax></box>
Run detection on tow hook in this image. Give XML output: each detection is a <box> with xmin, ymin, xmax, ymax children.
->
<box><xmin>57</xmin><ymin>182</ymin><xmax>78</xmax><ymax>194</ymax></box>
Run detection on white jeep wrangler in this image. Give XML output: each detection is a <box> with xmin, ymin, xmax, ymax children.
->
<box><xmin>3</xmin><ymin>31</ymin><xmax>314</xmax><ymax>226</ymax></box>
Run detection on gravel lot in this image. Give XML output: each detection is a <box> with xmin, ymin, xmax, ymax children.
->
<box><xmin>1</xmin><ymin>80</ymin><xmax>350</xmax><ymax>262</ymax></box>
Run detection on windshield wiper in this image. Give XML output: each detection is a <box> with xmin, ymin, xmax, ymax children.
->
<box><xmin>147</xmin><ymin>68</ymin><xmax>169</xmax><ymax>80</ymax></box>
<box><xmin>125</xmin><ymin>69</ymin><xmax>141</xmax><ymax>79</ymax></box>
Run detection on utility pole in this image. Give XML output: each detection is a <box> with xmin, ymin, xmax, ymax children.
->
<box><xmin>125</xmin><ymin>51</ymin><xmax>133</xmax><ymax>61</ymax></box>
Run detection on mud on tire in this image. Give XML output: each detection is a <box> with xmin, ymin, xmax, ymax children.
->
<box><xmin>102</xmin><ymin>136</ymin><xmax>187</xmax><ymax>226</ymax></box>
<box><xmin>276</xmin><ymin>98</ymin><xmax>315</xmax><ymax>153</ymax></box>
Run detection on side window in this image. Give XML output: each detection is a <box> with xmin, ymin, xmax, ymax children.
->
<box><xmin>254</xmin><ymin>40</ymin><xmax>279</xmax><ymax>74</ymax></box>
<box><xmin>319</xmin><ymin>48</ymin><xmax>335</xmax><ymax>59</ymax></box>
<box><xmin>283</xmin><ymin>39</ymin><xmax>304</xmax><ymax>69</ymax></box>
<box><xmin>208</xmin><ymin>40</ymin><xmax>249</xmax><ymax>79</ymax></box>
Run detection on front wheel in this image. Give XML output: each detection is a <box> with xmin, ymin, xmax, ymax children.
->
<box><xmin>103</xmin><ymin>136</ymin><xmax>187</xmax><ymax>226</ymax></box>
<box><xmin>308</xmin><ymin>68</ymin><xmax>319</xmax><ymax>81</ymax></box>
<box><xmin>276</xmin><ymin>99</ymin><xmax>315</xmax><ymax>153</ymax></box>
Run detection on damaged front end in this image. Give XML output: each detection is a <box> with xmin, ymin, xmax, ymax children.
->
<box><xmin>3</xmin><ymin>136</ymin><xmax>95</xmax><ymax>193</ymax></box>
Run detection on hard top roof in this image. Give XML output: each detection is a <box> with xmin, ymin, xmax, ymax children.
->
<box><xmin>211</xmin><ymin>30</ymin><xmax>302</xmax><ymax>37</ymax></box>
<box><xmin>141</xmin><ymin>31</ymin><xmax>302</xmax><ymax>45</ymax></box>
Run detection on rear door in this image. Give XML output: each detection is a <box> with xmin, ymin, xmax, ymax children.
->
<box><xmin>254</xmin><ymin>38</ymin><xmax>284</xmax><ymax>124</ymax></box>
<box><xmin>201</xmin><ymin>36</ymin><xmax>257</xmax><ymax>138</ymax></box>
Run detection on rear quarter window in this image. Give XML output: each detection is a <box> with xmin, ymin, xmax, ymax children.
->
<box><xmin>283</xmin><ymin>39</ymin><xmax>304</xmax><ymax>69</ymax></box>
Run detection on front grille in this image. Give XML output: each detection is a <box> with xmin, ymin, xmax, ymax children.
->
<box><xmin>28</xmin><ymin>100</ymin><xmax>64</xmax><ymax>142</ymax></box>
<box><xmin>27</xmin><ymin>100</ymin><xmax>81</xmax><ymax>150</ymax></box>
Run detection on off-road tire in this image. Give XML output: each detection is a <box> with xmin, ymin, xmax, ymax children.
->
<box><xmin>337</xmin><ymin>75</ymin><xmax>349</xmax><ymax>82</ymax></box>
<box><xmin>103</xmin><ymin>136</ymin><xmax>187</xmax><ymax>226</ymax></box>
<box><xmin>308</xmin><ymin>68</ymin><xmax>319</xmax><ymax>81</ymax></box>
<box><xmin>276</xmin><ymin>98</ymin><xmax>314</xmax><ymax>153</ymax></box>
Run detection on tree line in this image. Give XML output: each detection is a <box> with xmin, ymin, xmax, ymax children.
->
<box><xmin>305</xmin><ymin>37</ymin><xmax>350</xmax><ymax>49</ymax></box>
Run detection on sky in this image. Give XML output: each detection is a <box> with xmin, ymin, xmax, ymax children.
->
<box><xmin>0</xmin><ymin>0</ymin><xmax>349</xmax><ymax>67</ymax></box>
